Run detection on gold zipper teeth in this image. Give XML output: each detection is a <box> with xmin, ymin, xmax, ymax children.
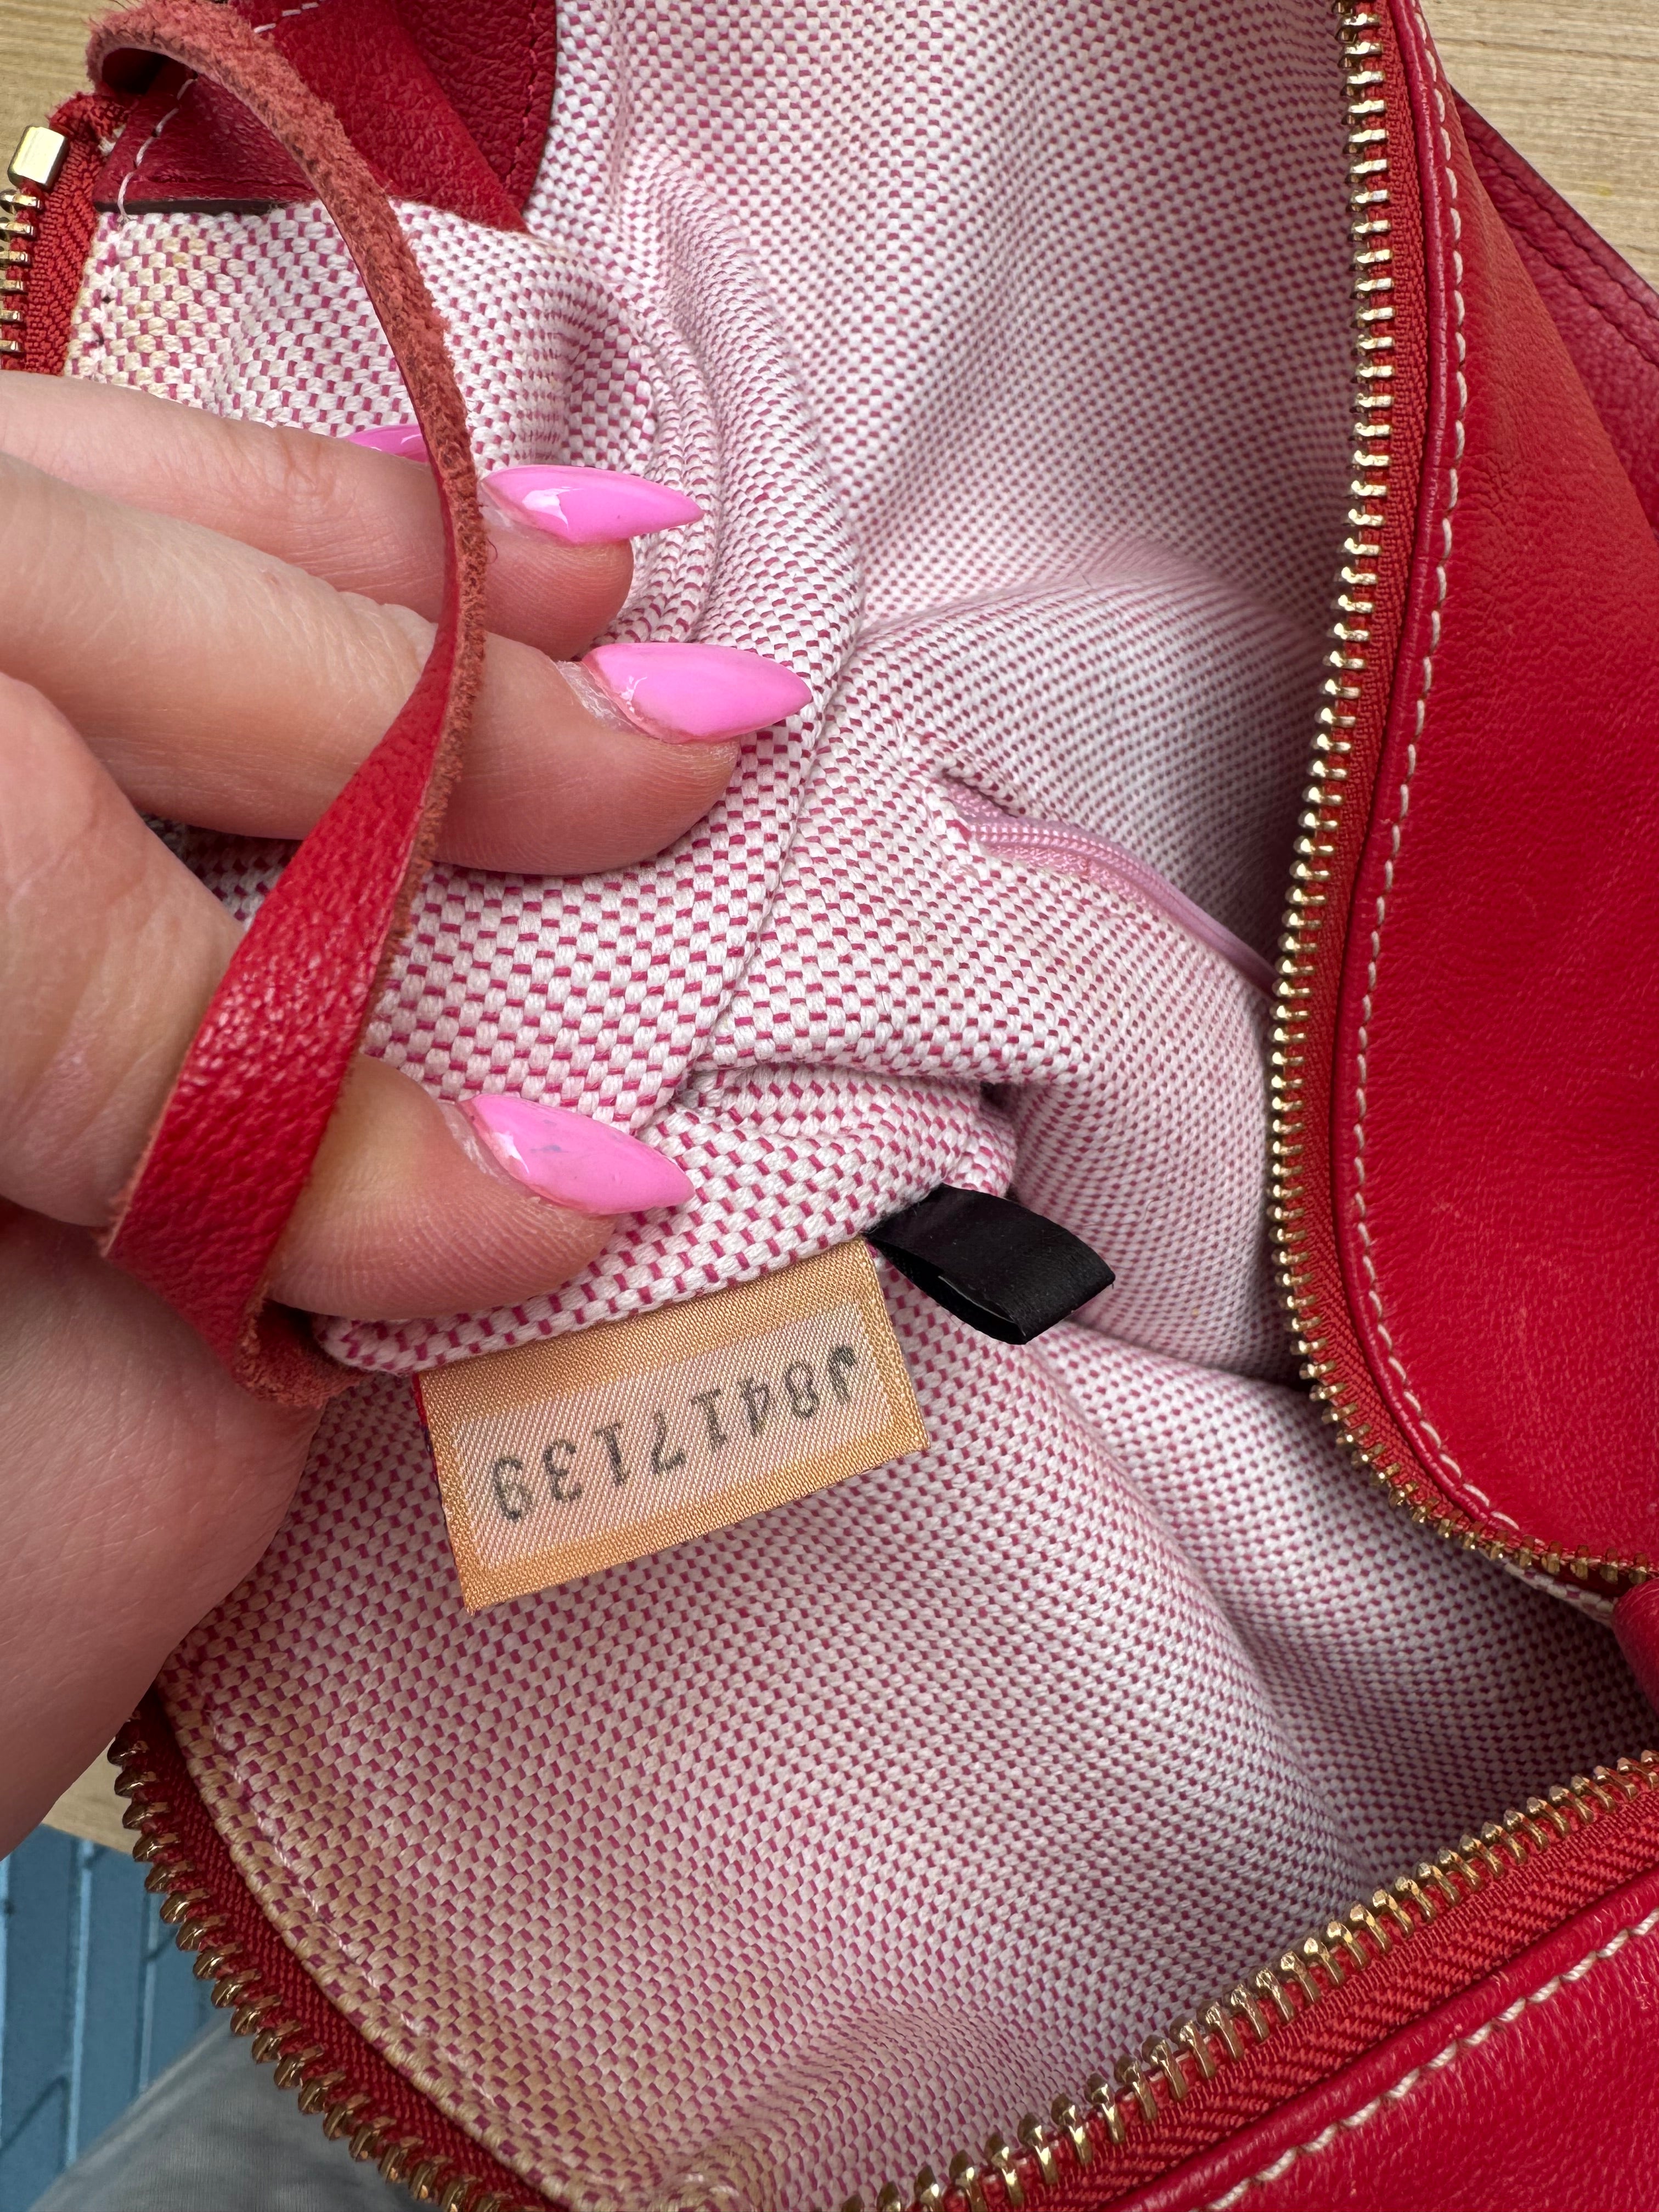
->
<box><xmin>830</xmin><ymin>1756</ymin><xmax>1659</xmax><ymax>2212</ymax></box>
<box><xmin>113</xmin><ymin>1730</ymin><xmax>533</xmax><ymax>2212</ymax></box>
<box><xmin>3</xmin><ymin>124</ymin><xmax>77</xmax><ymax>361</ymax></box>
<box><xmin>1267</xmin><ymin>4</ymin><xmax>1652</xmax><ymax>1594</ymax></box>
<box><xmin>116</xmin><ymin>1730</ymin><xmax>1659</xmax><ymax>2204</ymax></box>
<box><xmin>0</xmin><ymin>186</ymin><xmax>42</xmax><ymax>352</ymax></box>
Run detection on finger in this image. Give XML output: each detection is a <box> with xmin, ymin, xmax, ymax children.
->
<box><xmin>0</xmin><ymin>370</ymin><xmax>650</xmax><ymax>662</ymax></box>
<box><xmin>0</xmin><ymin>672</ymin><xmax>691</xmax><ymax>1319</ymax></box>
<box><xmin>0</xmin><ymin>1205</ymin><xmax>317</xmax><ymax>1854</ymax></box>
<box><xmin>0</xmin><ymin>452</ymin><xmax>806</xmax><ymax>874</ymax></box>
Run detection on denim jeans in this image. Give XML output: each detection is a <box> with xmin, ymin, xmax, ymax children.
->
<box><xmin>35</xmin><ymin>2025</ymin><xmax>405</xmax><ymax>2211</ymax></box>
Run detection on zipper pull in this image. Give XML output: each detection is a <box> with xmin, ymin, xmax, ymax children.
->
<box><xmin>10</xmin><ymin>126</ymin><xmax>69</xmax><ymax>191</ymax></box>
<box><xmin>2</xmin><ymin>126</ymin><xmax>69</xmax><ymax>362</ymax></box>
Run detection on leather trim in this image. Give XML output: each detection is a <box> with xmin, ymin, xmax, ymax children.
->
<box><xmin>1329</xmin><ymin>4</ymin><xmax>1659</xmax><ymax>1562</ymax></box>
<box><xmin>1115</xmin><ymin>1861</ymin><xmax>1659</xmax><ymax>2211</ymax></box>
<box><xmin>93</xmin><ymin>0</ymin><xmax>554</xmax><ymax>230</ymax></box>
<box><xmin>1285</xmin><ymin>1</ymin><xmax>1659</xmax><ymax>1567</ymax></box>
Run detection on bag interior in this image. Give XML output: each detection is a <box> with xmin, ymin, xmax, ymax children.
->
<box><xmin>85</xmin><ymin>3</ymin><xmax>1655</xmax><ymax>2206</ymax></box>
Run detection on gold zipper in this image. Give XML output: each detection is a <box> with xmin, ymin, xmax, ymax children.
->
<box><xmin>1</xmin><ymin>126</ymin><xmax>69</xmax><ymax>362</ymax></box>
<box><xmin>832</xmin><ymin>1754</ymin><xmax>1659</xmax><ymax>2212</ymax></box>
<box><xmin>114</xmin><ymin>1723</ymin><xmax>534</xmax><ymax>2212</ymax></box>
<box><xmin>1270</xmin><ymin>1</ymin><xmax>1398</xmax><ymax>1532</ymax></box>
<box><xmin>1266</xmin><ymin>7</ymin><xmax>1645</xmax><ymax>1593</ymax></box>
<box><xmin>114</xmin><ymin>1713</ymin><xmax>1658</xmax><ymax>2210</ymax></box>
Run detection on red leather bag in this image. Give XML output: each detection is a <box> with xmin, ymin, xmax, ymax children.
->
<box><xmin>9</xmin><ymin>1</ymin><xmax>1659</xmax><ymax>2205</ymax></box>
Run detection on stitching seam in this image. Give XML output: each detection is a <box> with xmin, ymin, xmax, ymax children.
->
<box><xmin>1482</xmin><ymin>123</ymin><xmax>1659</xmax><ymax>336</ymax></box>
<box><xmin>114</xmin><ymin>0</ymin><xmax>327</xmax><ymax>211</ymax></box>
<box><xmin>1505</xmin><ymin>228</ymin><xmax>1659</xmax><ymax>374</ymax></box>
<box><xmin>1202</xmin><ymin>1905</ymin><xmax>1659</xmax><ymax>2208</ymax></box>
<box><xmin>250</xmin><ymin>2</ymin><xmax>326</xmax><ymax>33</ymax></box>
<box><xmin>1351</xmin><ymin>17</ymin><xmax>1491</xmax><ymax>1519</ymax></box>
<box><xmin>115</xmin><ymin>77</ymin><xmax>195</xmax><ymax>216</ymax></box>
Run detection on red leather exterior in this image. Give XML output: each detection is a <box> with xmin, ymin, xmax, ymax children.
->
<box><xmin>1118</xmin><ymin>1859</ymin><xmax>1659</xmax><ymax>2212</ymax></box>
<box><xmin>393</xmin><ymin>0</ymin><xmax>557</xmax><ymax>212</ymax></box>
<box><xmin>1460</xmin><ymin>96</ymin><xmax>1659</xmax><ymax>540</ymax></box>
<box><xmin>1058</xmin><ymin>1767</ymin><xmax>1659</xmax><ymax>2205</ymax></box>
<box><xmin>91</xmin><ymin>0</ymin><xmax>489</xmax><ymax>1401</ymax></box>
<box><xmin>93</xmin><ymin>0</ymin><xmax>554</xmax><ymax>230</ymax></box>
<box><xmin>1303</xmin><ymin>3</ymin><xmax>1659</xmax><ymax>1567</ymax></box>
<box><xmin>1338</xmin><ymin>11</ymin><xmax>1659</xmax><ymax>1561</ymax></box>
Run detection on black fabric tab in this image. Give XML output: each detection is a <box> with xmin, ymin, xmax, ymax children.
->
<box><xmin>866</xmin><ymin>1186</ymin><xmax>1114</xmax><ymax>1345</ymax></box>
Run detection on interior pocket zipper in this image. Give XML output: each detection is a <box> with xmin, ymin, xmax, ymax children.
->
<box><xmin>948</xmin><ymin>786</ymin><xmax>1274</xmax><ymax>998</ymax></box>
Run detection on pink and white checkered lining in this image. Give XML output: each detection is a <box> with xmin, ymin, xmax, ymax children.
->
<box><xmin>67</xmin><ymin>3</ymin><xmax>1652</xmax><ymax>2206</ymax></box>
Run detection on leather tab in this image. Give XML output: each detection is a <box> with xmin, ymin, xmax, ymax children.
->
<box><xmin>94</xmin><ymin>0</ymin><xmax>551</xmax><ymax>229</ymax></box>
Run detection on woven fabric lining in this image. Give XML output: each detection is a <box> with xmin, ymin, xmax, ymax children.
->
<box><xmin>64</xmin><ymin>2</ymin><xmax>1652</xmax><ymax>2205</ymax></box>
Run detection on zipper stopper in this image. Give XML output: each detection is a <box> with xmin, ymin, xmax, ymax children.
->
<box><xmin>9</xmin><ymin>127</ymin><xmax>68</xmax><ymax>193</ymax></box>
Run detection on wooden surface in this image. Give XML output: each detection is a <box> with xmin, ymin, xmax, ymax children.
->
<box><xmin>3</xmin><ymin>3</ymin><xmax>1657</xmax><ymax>280</ymax></box>
<box><xmin>2</xmin><ymin>0</ymin><xmax>98</xmax><ymax>159</ymax></box>
<box><xmin>7</xmin><ymin>0</ymin><xmax>1659</xmax><ymax>1848</ymax></box>
<box><xmin>1431</xmin><ymin>3</ymin><xmax>1659</xmax><ymax>281</ymax></box>
<box><xmin>41</xmin><ymin>1753</ymin><xmax>130</xmax><ymax>1853</ymax></box>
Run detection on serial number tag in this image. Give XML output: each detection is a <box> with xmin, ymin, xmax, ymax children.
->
<box><xmin>415</xmin><ymin>1242</ymin><xmax>928</xmax><ymax>1610</ymax></box>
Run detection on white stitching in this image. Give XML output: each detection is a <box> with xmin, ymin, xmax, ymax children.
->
<box><xmin>115</xmin><ymin>78</ymin><xmax>195</xmax><ymax>217</ymax></box>
<box><xmin>250</xmin><ymin>1</ymin><xmax>326</xmax><ymax>32</ymax></box>
<box><xmin>1202</xmin><ymin>1906</ymin><xmax>1659</xmax><ymax>2207</ymax></box>
<box><xmin>1352</xmin><ymin>17</ymin><xmax>1478</xmax><ymax>1509</ymax></box>
<box><xmin>114</xmin><ymin>0</ymin><xmax>329</xmax><ymax>213</ymax></box>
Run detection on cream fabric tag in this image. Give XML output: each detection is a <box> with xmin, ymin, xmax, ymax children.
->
<box><xmin>415</xmin><ymin>1242</ymin><xmax>928</xmax><ymax>1610</ymax></box>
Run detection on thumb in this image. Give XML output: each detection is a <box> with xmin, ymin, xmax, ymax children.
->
<box><xmin>0</xmin><ymin>672</ymin><xmax>689</xmax><ymax>1324</ymax></box>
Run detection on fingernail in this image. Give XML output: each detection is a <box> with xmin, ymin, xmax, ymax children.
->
<box><xmin>583</xmin><ymin>640</ymin><xmax>812</xmax><ymax>744</ymax></box>
<box><xmin>484</xmin><ymin>464</ymin><xmax>701</xmax><ymax>544</ymax></box>
<box><xmin>460</xmin><ymin>1094</ymin><xmax>692</xmax><ymax>1216</ymax></box>
<box><xmin>347</xmin><ymin>422</ymin><xmax>428</xmax><ymax>460</ymax></box>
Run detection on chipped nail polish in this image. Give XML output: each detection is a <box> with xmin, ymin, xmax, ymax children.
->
<box><xmin>461</xmin><ymin>1094</ymin><xmax>692</xmax><ymax>1217</ymax></box>
<box><xmin>582</xmin><ymin>640</ymin><xmax>812</xmax><ymax>744</ymax></box>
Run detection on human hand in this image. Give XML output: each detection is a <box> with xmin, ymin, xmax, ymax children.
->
<box><xmin>0</xmin><ymin>375</ymin><xmax>803</xmax><ymax>1846</ymax></box>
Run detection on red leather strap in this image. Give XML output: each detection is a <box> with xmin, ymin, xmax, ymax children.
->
<box><xmin>88</xmin><ymin>0</ymin><xmax>488</xmax><ymax>1403</ymax></box>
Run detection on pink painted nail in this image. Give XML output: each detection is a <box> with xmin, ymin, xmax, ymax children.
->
<box><xmin>461</xmin><ymin>1094</ymin><xmax>692</xmax><ymax>1217</ymax></box>
<box><xmin>583</xmin><ymin>640</ymin><xmax>812</xmax><ymax>744</ymax></box>
<box><xmin>484</xmin><ymin>464</ymin><xmax>701</xmax><ymax>545</ymax></box>
<box><xmin>347</xmin><ymin>422</ymin><xmax>428</xmax><ymax>460</ymax></box>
